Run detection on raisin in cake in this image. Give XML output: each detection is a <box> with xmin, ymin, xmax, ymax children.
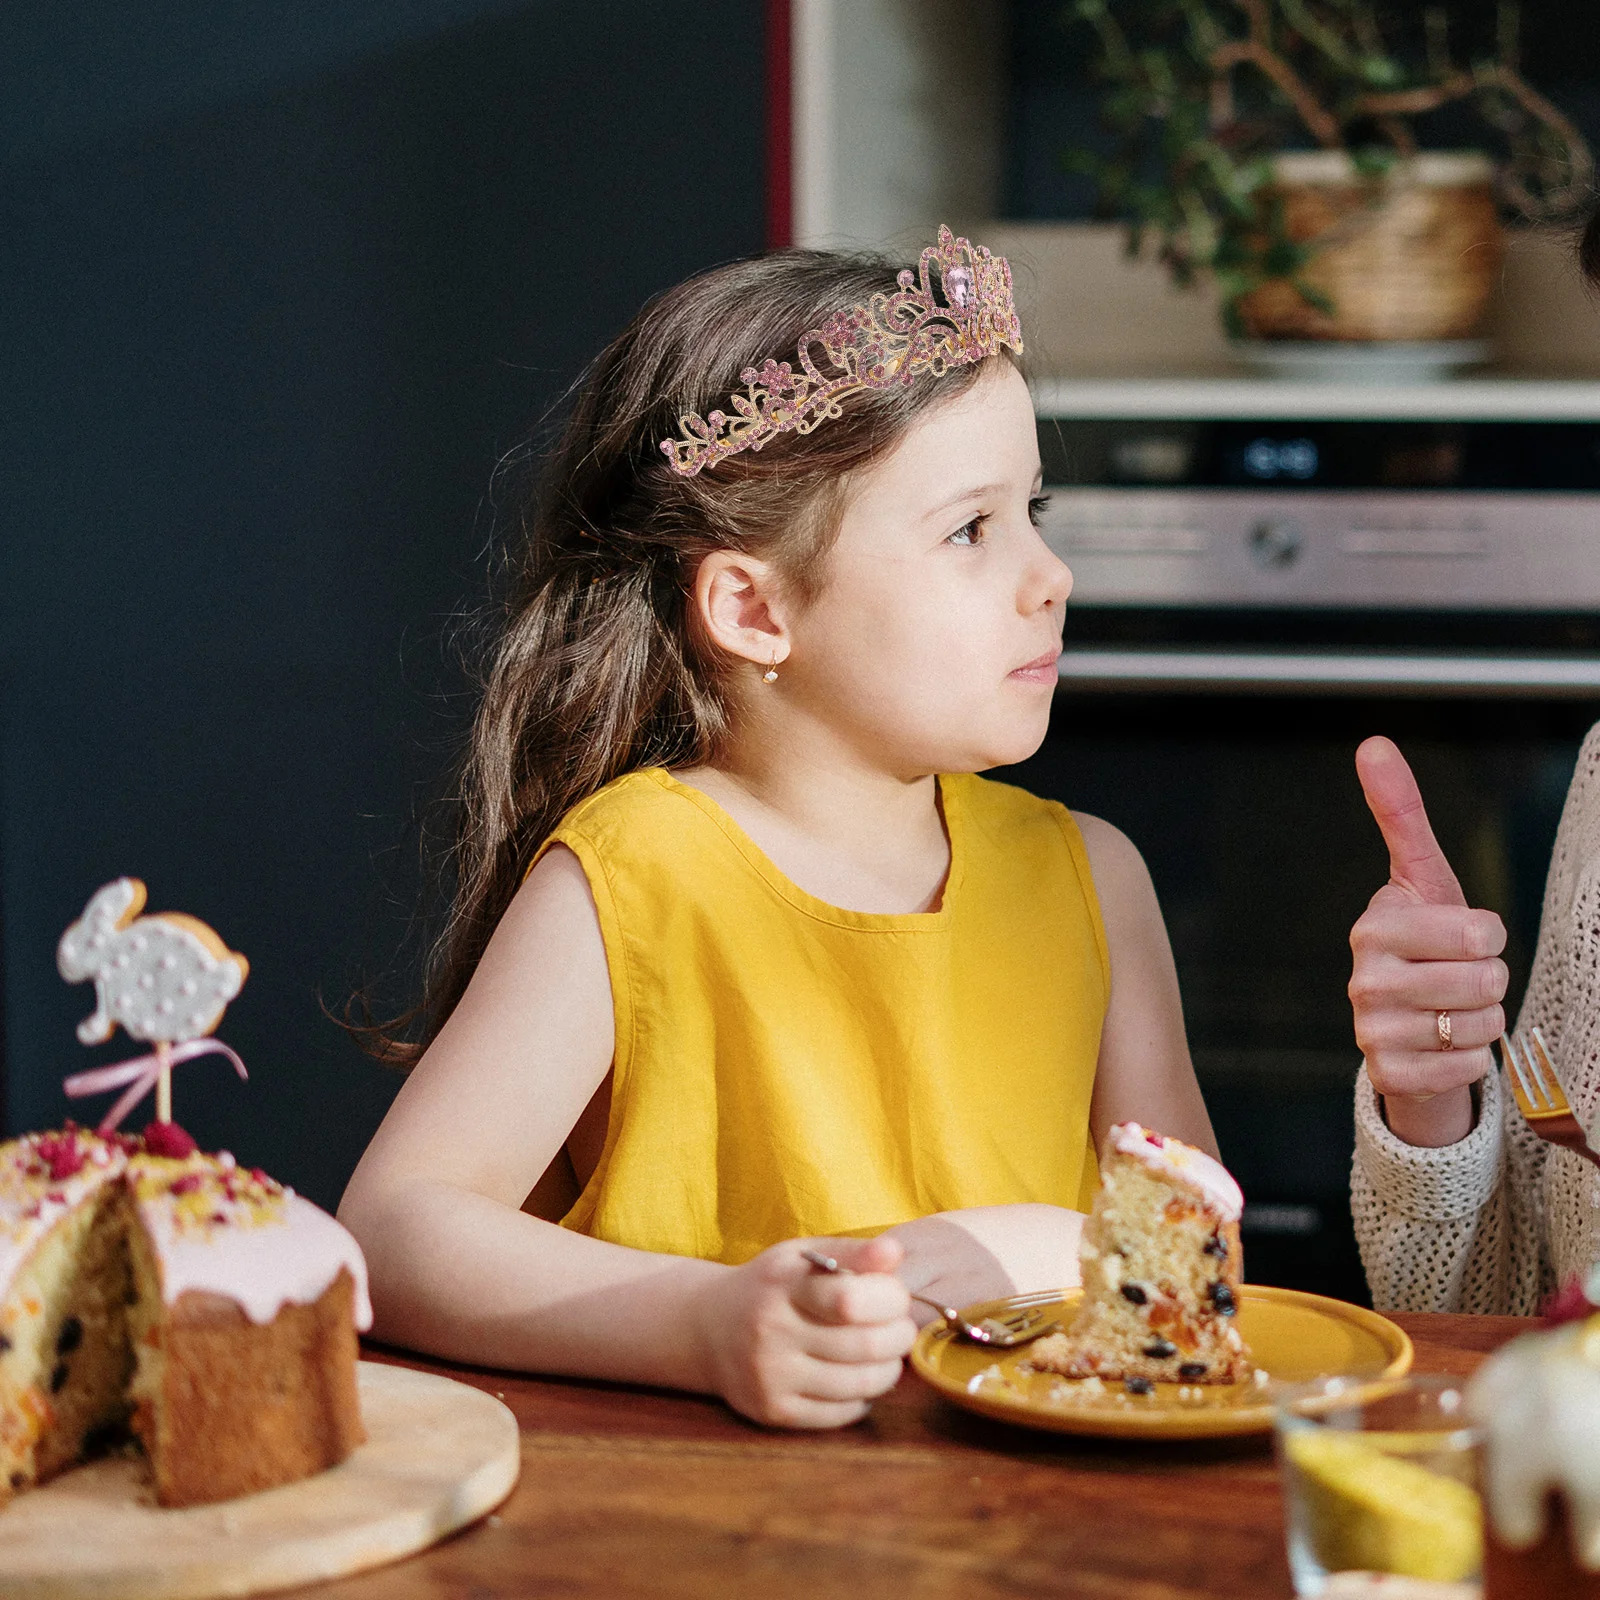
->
<box><xmin>1030</xmin><ymin>1122</ymin><xmax>1250</xmax><ymax>1386</ymax></box>
<box><xmin>0</xmin><ymin>1122</ymin><xmax>370</xmax><ymax>1508</ymax></box>
<box><xmin>1468</xmin><ymin>1307</ymin><xmax>1600</xmax><ymax>1597</ymax></box>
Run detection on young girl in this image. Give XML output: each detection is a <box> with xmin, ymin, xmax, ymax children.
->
<box><xmin>338</xmin><ymin>230</ymin><xmax>1217</xmax><ymax>1428</ymax></box>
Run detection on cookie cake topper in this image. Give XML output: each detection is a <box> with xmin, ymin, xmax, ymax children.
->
<box><xmin>58</xmin><ymin>878</ymin><xmax>249</xmax><ymax>1135</ymax></box>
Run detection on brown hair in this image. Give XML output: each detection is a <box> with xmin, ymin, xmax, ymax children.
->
<box><xmin>367</xmin><ymin>246</ymin><xmax>1011</xmax><ymax>1062</ymax></box>
<box><xmin>1582</xmin><ymin>204</ymin><xmax>1600</xmax><ymax>288</ymax></box>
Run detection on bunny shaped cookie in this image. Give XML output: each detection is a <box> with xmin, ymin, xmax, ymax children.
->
<box><xmin>57</xmin><ymin>878</ymin><xmax>248</xmax><ymax>1046</ymax></box>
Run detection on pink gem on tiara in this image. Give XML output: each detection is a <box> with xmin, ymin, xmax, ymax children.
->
<box><xmin>658</xmin><ymin>226</ymin><xmax>1023</xmax><ymax>477</ymax></box>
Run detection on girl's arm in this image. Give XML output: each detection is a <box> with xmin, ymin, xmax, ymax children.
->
<box><xmin>338</xmin><ymin>846</ymin><xmax>914</xmax><ymax>1428</ymax></box>
<box><xmin>1075</xmin><ymin>811</ymin><xmax>1219</xmax><ymax>1157</ymax></box>
<box><xmin>887</xmin><ymin>814</ymin><xmax>1214</xmax><ymax>1313</ymax></box>
<box><xmin>882</xmin><ymin>1204</ymin><xmax>1086</xmax><ymax>1312</ymax></box>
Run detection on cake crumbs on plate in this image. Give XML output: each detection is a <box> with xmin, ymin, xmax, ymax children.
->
<box><xmin>1034</xmin><ymin>1373</ymin><xmax>1129</xmax><ymax>1406</ymax></box>
<box><xmin>966</xmin><ymin>1362</ymin><xmax>1009</xmax><ymax>1394</ymax></box>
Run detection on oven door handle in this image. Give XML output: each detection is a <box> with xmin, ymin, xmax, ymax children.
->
<box><xmin>1056</xmin><ymin>647</ymin><xmax>1600</xmax><ymax>697</ymax></box>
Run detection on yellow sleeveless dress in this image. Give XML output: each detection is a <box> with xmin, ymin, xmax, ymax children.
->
<box><xmin>538</xmin><ymin>768</ymin><xmax>1109</xmax><ymax>1265</ymax></box>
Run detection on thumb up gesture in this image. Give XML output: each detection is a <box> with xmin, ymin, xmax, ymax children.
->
<box><xmin>1349</xmin><ymin>737</ymin><xmax>1507</xmax><ymax>1147</ymax></box>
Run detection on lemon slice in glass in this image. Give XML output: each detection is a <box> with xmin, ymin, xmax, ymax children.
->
<box><xmin>1285</xmin><ymin>1428</ymin><xmax>1482</xmax><ymax>1582</ymax></box>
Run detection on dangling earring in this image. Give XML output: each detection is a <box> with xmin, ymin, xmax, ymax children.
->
<box><xmin>762</xmin><ymin>651</ymin><xmax>780</xmax><ymax>684</ymax></box>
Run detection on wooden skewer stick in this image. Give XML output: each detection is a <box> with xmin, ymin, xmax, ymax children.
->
<box><xmin>155</xmin><ymin>1041</ymin><xmax>173</xmax><ymax>1124</ymax></box>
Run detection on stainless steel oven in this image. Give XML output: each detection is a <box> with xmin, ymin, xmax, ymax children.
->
<box><xmin>1005</xmin><ymin>379</ymin><xmax>1600</xmax><ymax>1304</ymax></box>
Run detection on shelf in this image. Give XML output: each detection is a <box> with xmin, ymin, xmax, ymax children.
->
<box><xmin>1057</xmin><ymin>647</ymin><xmax>1600</xmax><ymax>696</ymax></box>
<box><xmin>788</xmin><ymin>14</ymin><xmax>1600</xmax><ymax>384</ymax></box>
<box><xmin>1032</xmin><ymin>376</ymin><xmax>1600</xmax><ymax>422</ymax></box>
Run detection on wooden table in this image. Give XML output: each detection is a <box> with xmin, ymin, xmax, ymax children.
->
<box><xmin>285</xmin><ymin>1314</ymin><xmax>1528</xmax><ymax>1600</ymax></box>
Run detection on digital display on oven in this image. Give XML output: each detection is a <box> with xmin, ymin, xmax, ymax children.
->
<box><xmin>1240</xmin><ymin>436</ymin><xmax>1319</xmax><ymax>481</ymax></box>
<box><xmin>1037</xmin><ymin>419</ymin><xmax>1600</xmax><ymax>490</ymax></box>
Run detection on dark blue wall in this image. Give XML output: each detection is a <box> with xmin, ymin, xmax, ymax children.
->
<box><xmin>1</xmin><ymin>3</ymin><xmax>765</xmax><ymax>1206</ymax></box>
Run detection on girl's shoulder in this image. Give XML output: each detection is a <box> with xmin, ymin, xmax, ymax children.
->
<box><xmin>548</xmin><ymin>767</ymin><xmax>772</xmax><ymax>878</ymax></box>
<box><xmin>552</xmin><ymin>766</ymin><xmax>679</xmax><ymax>842</ymax></box>
<box><xmin>947</xmin><ymin>776</ymin><xmax>1142</xmax><ymax>909</ymax></box>
<box><xmin>945</xmin><ymin>770</ymin><xmax>1081</xmax><ymax>846</ymax></box>
<box><xmin>537</xmin><ymin>767</ymin><xmax>726</xmax><ymax>907</ymax></box>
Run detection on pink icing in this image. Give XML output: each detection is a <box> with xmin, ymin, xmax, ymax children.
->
<box><xmin>0</xmin><ymin>1131</ymin><xmax>127</xmax><ymax>1301</ymax></box>
<box><xmin>131</xmin><ymin>1153</ymin><xmax>372</xmax><ymax>1330</ymax></box>
<box><xmin>1108</xmin><ymin>1122</ymin><xmax>1244</xmax><ymax>1222</ymax></box>
<box><xmin>0</xmin><ymin>1131</ymin><xmax>370</xmax><ymax>1334</ymax></box>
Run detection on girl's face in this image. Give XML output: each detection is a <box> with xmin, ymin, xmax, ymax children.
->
<box><xmin>784</xmin><ymin>361</ymin><xmax>1071</xmax><ymax>776</ymax></box>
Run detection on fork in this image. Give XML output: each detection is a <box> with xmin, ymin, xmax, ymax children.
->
<box><xmin>798</xmin><ymin>1248</ymin><xmax>1061</xmax><ymax>1346</ymax></box>
<box><xmin>1502</xmin><ymin>1026</ymin><xmax>1600</xmax><ymax>1168</ymax></box>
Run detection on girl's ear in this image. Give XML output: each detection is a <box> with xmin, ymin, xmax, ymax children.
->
<box><xmin>693</xmin><ymin>550</ymin><xmax>792</xmax><ymax>670</ymax></box>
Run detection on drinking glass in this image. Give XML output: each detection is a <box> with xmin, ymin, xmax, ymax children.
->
<box><xmin>1274</xmin><ymin>1374</ymin><xmax>1482</xmax><ymax>1597</ymax></box>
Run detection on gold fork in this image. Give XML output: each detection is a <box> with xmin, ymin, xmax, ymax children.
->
<box><xmin>1502</xmin><ymin>1027</ymin><xmax>1600</xmax><ymax>1167</ymax></box>
<box><xmin>799</xmin><ymin>1248</ymin><xmax>1060</xmax><ymax>1347</ymax></box>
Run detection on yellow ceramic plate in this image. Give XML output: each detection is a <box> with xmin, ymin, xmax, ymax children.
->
<box><xmin>910</xmin><ymin>1285</ymin><xmax>1412</xmax><ymax>1440</ymax></box>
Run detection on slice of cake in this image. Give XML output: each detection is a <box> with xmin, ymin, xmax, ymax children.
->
<box><xmin>1030</xmin><ymin>1122</ymin><xmax>1250</xmax><ymax>1386</ymax></box>
<box><xmin>125</xmin><ymin>1124</ymin><xmax>369</xmax><ymax>1506</ymax></box>
<box><xmin>1468</xmin><ymin>1303</ymin><xmax>1600</xmax><ymax>1597</ymax></box>
<box><xmin>0</xmin><ymin>1121</ymin><xmax>370</xmax><ymax>1508</ymax></box>
<box><xmin>0</xmin><ymin>1129</ymin><xmax>133</xmax><ymax>1494</ymax></box>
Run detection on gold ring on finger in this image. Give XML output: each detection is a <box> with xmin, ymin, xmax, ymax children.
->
<box><xmin>1436</xmin><ymin>1010</ymin><xmax>1454</xmax><ymax>1051</ymax></box>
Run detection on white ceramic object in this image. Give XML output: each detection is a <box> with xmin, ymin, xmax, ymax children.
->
<box><xmin>1229</xmin><ymin>339</ymin><xmax>1492</xmax><ymax>384</ymax></box>
<box><xmin>1268</xmin><ymin>151</ymin><xmax>1496</xmax><ymax>186</ymax></box>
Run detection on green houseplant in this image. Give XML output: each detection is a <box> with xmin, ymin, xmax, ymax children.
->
<box><xmin>1066</xmin><ymin>0</ymin><xmax>1593</xmax><ymax>340</ymax></box>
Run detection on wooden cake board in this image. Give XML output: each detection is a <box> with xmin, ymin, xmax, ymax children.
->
<box><xmin>0</xmin><ymin>1361</ymin><xmax>520</xmax><ymax>1599</ymax></box>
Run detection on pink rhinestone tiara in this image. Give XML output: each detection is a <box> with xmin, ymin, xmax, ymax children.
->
<box><xmin>659</xmin><ymin>226</ymin><xmax>1024</xmax><ymax>478</ymax></box>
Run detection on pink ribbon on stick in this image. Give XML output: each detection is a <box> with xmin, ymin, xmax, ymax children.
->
<box><xmin>64</xmin><ymin>1038</ymin><xmax>248</xmax><ymax>1135</ymax></box>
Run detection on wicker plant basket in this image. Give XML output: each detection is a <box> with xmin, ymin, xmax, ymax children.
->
<box><xmin>1235</xmin><ymin>151</ymin><xmax>1502</xmax><ymax>342</ymax></box>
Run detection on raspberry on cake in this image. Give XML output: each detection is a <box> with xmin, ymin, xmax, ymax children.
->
<box><xmin>0</xmin><ymin>1122</ymin><xmax>370</xmax><ymax>1508</ymax></box>
<box><xmin>1030</xmin><ymin>1122</ymin><xmax>1251</xmax><ymax>1387</ymax></box>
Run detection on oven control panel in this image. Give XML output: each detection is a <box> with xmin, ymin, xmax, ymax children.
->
<box><xmin>1032</xmin><ymin>398</ymin><xmax>1600</xmax><ymax>690</ymax></box>
<box><xmin>1036</xmin><ymin>409</ymin><xmax>1600</xmax><ymax>610</ymax></box>
<box><xmin>1037</xmin><ymin>488</ymin><xmax>1595</xmax><ymax>609</ymax></box>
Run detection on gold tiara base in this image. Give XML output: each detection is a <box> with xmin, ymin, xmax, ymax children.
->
<box><xmin>659</xmin><ymin>226</ymin><xmax>1024</xmax><ymax>478</ymax></box>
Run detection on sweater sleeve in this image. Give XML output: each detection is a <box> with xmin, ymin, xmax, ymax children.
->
<box><xmin>1350</xmin><ymin>1061</ymin><xmax>1523</xmax><ymax>1311</ymax></box>
<box><xmin>1348</xmin><ymin>723</ymin><xmax>1600</xmax><ymax>1312</ymax></box>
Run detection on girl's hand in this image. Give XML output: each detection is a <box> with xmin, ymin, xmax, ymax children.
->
<box><xmin>1350</xmin><ymin>737</ymin><xmax>1507</xmax><ymax>1147</ymax></box>
<box><xmin>693</xmin><ymin>1235</ymin><xmax>915</xmax><ymax>1429</ymax></box>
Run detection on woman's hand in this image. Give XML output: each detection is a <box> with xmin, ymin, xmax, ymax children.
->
<box><xmin>692</xmin><ymin>1235</ymin><xmax>916</xmax><ymax>1429</ymax></box>
<box><xmin>1350</xmin><ymin>737</ymin><xmax>1508</xmax><ymax>1147</ymax></box>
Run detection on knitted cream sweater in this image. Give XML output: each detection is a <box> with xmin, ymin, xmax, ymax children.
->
<box><xmin>1351</xmin><ymin>722</ymin><xmax>1600</xmax><ymax>1313</ymax></box>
